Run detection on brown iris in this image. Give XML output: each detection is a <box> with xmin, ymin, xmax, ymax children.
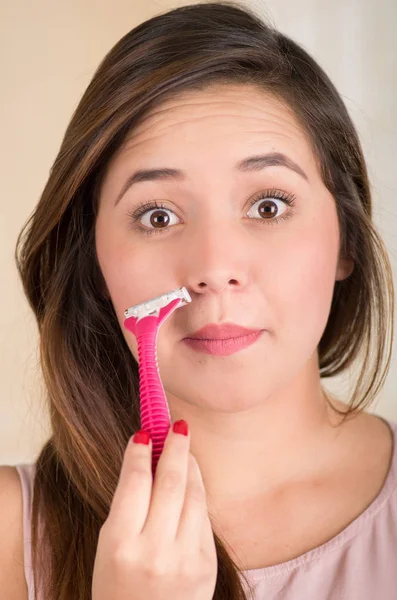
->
<box><xmin>259</xmin><ymin>200</ymin><xmax>278</xmax><ymax>218</ymax></box>
<box><xmin>150</xmin><ymin>210</ymin><xmax>170</xmax><ymax>228</ymax></box>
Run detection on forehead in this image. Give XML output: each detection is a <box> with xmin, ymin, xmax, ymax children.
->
<box><xmin>109</xmin><ymin>84</ymin><xmax>318</xmax><ymax>178</ymax></box>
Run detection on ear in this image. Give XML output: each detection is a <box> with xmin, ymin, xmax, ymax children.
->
<box><xmin>335</xmin><ymin>256</ymin><xmax>354</xmax><ymax>281</ymax></box>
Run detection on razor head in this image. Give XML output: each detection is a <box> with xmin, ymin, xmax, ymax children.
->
<box><xmin>124</xmin><ymin>286</ymin><xmax>191</xmax><ymax>320</ymax></box>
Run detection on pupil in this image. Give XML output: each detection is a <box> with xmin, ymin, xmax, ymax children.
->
<box><xmin>260</xmin><ymin>201</ymin><xmax>277</xmax><ymax>218</ymax></box>
<box><xmin>150</xmin><ymin>210</ymin><xmax>169</xmax><ymax>227</ymax></box>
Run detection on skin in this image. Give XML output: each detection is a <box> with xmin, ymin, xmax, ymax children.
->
<box><xmin>95</xmin><ymin>85</ymin><xmax>392</xmax><ymax>565</ymax></box>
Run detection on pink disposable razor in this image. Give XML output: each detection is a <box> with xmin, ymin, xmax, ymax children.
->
<box><xmin>123</xmin><ymin>287</ymin><xmax>192</xmax><ymax>475</ymax></box>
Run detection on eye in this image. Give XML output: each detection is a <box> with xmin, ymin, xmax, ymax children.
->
<box><xmin>128</xmin><ymin>200</ymin><xmax>177</xmax><ymax>234</ymax></box>
<box><xmin>246</xmin><ymin>190</ymin><xmax>295</xmax><ymax>225</ymax></box>
<box><xmin>127</xmin><ymin>189</ymin><xmax>296</xmax><ymax>236</ymax></box>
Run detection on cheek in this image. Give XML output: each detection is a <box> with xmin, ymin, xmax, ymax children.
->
<box><xmin>95</xmin><ymin>215</ymin><xmax>174</xmax><ymax>356</ymax></box>
<box><xmin>95</xmin><ymin>214</ymin><xmax>139</xmax><ymax>325</ymax></box>
<box><xmin>273</xmin><ymin>217</ymin><xmax>339</xmax><ymax>347</ymax></box>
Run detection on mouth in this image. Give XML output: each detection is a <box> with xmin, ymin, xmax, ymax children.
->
<box><xmin>185</xmin><ymin>322</ymin><xmax>263</xmax><ymax>340</ymax></box>
<box><xmin>183</xmin><ymin>330</ymin><xmax>265</xmax><ymax>356</ymax></box>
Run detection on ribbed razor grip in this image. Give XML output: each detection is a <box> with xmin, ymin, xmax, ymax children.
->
<box><xmin>124</xmin><ymin>297</ymin><xmax>183</xmax><ymax>476</ymax></box>
<box><xmin>136</xmin><ymin>330</ymin><xmax>171</xmax><ymax>474</ymax></box>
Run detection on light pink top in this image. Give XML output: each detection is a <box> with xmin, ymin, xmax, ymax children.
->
<box><xmin>16</xmin><ymin>417</ymin><xmax>397</xmax><ymax>599</ymax></box>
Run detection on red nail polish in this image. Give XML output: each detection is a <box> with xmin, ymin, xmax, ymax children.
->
<box><xmin>133</xmin><ymin>430</ymin><xmax>151</xmax><ymax>445</ymax></box>
<box><xmin>173</xmin><ymin>420</ymin><xmax>189</xmax><ymax>436</ymax></box>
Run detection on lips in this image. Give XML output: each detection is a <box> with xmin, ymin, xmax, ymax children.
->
<box><xmin>184</xmin><ymin>323</ymin><xmax>263</xmax><ymax>340</ymax></box>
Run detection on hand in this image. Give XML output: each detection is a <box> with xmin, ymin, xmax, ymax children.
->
<box><xmin>92</xmin><ymin>421</ymin><xmax>218</xmax><ymax>600</ymax></box>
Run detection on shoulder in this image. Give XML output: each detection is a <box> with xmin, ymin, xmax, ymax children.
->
<box><xmin>340</xmin><ymin>411</ymin><xmax>397</xmax><ymax>501</ymax></box>
<box><xmin>0</xmin><ymin>466</ymin><xmax>28</xmax><ymax>600</ymax></box>
<box><xmin>345</xmin><ymin>411</ymin><xmax>395</xmax><ymax>472</ymax></box>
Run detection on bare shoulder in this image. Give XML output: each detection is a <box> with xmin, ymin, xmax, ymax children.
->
<box><xmin>330</xmin><ymin>398</ymin><xmax>393</xmax><ymax>463</ymax></box>
<box><xmin>0</xmin><ymin>466</ymin><xmax>28</xmax><ymax>600</ymax></box>
<box><xmin>357</xmin><ymin>411</ymin><xmax>394</xmax><ymax>474</ymax></box>
<box><xmin>347</xmin><ymin>409</ymin><xmax>393</xmax><ymax>461</ymax></box>
<box><xmin>335</xmin><ymin>406</ymin><xmax>394</xmax><ymax>493</ymax></box>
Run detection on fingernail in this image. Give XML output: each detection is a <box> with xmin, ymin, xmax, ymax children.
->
<box><xmin>132</xmin><ymin>430</ymin><xmax>151</xmax><ymax>445</ymax></box>
<box><xmin>172</xmin><ymin>420</ymin><xmax>189</xmax><ymax>436</ymax></box>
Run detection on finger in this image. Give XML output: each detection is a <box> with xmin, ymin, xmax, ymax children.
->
<box><xmin>177</xmin><ymin>452</ymin><xmax>213</xmax><ymax>549</ymax></box>
<box><xmin>106</xmin><ymin>433</ymin><xmax>153</xmax><ymax>536</ymax></box>
<box><xmin>143</xmin><ymin>424</ymin><xmax>190</xmax><ymax>542</ymax></box>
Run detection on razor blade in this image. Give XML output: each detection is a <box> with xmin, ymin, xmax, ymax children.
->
<box><xmin>124</xmin><ymin>286</ymin><xmax>192</xmax><ymax>321</ymax></box>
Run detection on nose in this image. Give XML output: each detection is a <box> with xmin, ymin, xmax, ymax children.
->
<box><xmin>190</xmin><ymin>278</ymin><xmax>242</xmax><ymax>295</ymax></box>
<box><xmin>181</xmin><ymin>214</ymin><xmax>254</xmax><ymax>296</ymax></box>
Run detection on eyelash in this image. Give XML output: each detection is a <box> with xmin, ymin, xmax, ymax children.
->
<box><xmin>126</xmin><ymin>188</ymin><xmax>297</xmax><ymax>236</ymax></box>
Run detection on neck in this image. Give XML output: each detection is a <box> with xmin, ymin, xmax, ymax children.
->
<box><xmin>168</xmin><ymin>364</ymin><xmax>347</xmax><ymax>509</ymax></box>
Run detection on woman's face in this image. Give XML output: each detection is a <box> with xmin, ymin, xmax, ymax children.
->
<box><xmin>95</xmin><ymin>84</ymin><xmax>353</xmax><ymax>412</ymax></box>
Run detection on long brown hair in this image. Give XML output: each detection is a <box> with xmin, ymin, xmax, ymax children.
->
<box><xmin>14</xmin><ymin>2</ymin><xmax>395</xmax><ymax>599</ymax></box>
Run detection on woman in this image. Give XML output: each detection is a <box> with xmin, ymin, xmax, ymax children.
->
<box><xmin>1</xmin><ymin>2</ymin><xmax>395</xmax><ymax>599</ymax></box>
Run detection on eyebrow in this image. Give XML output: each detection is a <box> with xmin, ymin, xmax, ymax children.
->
<box><xmin>114</xmin><ymin>152</ymin><xmax>309</xmax><ymax>206</ymax></box>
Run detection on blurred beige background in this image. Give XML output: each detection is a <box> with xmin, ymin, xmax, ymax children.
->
<box><xmin>1</xmin><ymin>0</ymin><xmax>396</xmax><ymax>464</ymax></box>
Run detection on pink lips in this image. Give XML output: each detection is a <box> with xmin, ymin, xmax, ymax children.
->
<box><xmin>183</xmin><ymin>324</ymin><xmax>265</xmax><ymax>356</ymax></box>
<box><xmin>185</xmin><ymin>323</ymin><xmax>262</xmax><ymax>340</ymax></box>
